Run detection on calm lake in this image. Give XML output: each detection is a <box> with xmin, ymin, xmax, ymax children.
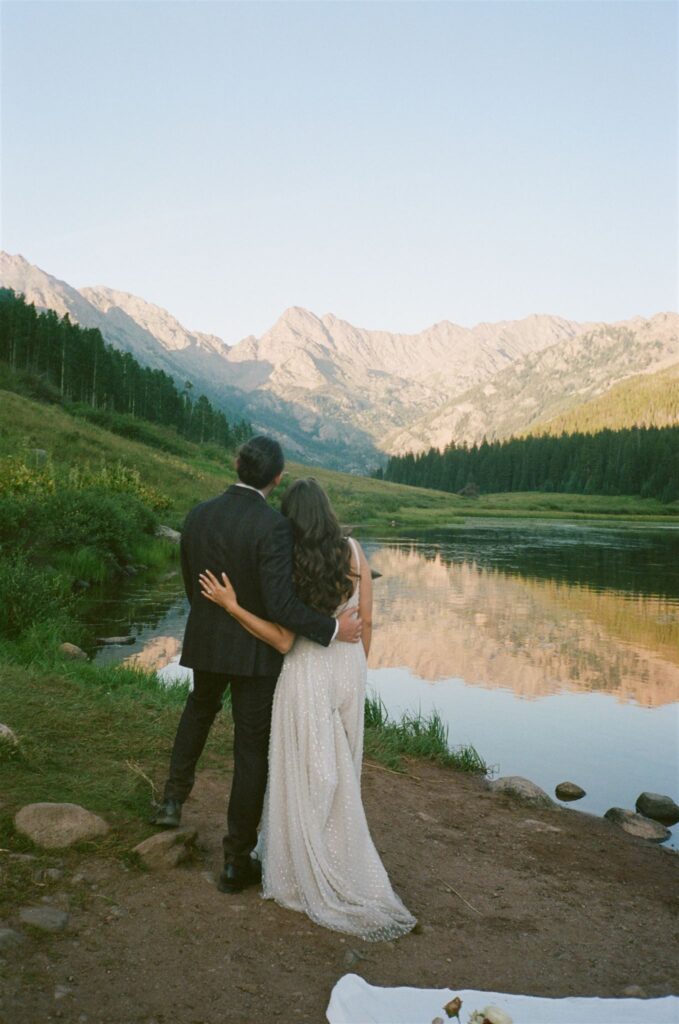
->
<box><xmin>86</xmin><ymin>519</ymin><xmax>679</xmax><ymax>846</ymax></box>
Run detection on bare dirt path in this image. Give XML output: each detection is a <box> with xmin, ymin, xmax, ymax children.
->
<box><xmin>1</xmin><ymin>763</ymin><xmax>678</xmax><ymax>1023</ymax></box>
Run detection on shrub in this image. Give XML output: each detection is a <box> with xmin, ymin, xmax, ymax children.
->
<box><xmin>65</xmin><ymin>461</ymin><xmax>170</xmax><ymax>514</ymax></box>
<box><xmin>0</xmin><ymin>554</ymin><xmax>74</xmax><ymax>641</ymax></box>
<box><xmin>67</xmin><ymin>405</ymin><xmax>190</xmax><ymax>457</ymax></box>
<box><xmin>37</xmin><ymin>489</ymin><xmax>157</xmax><ymax>565</ymax></box>
<box><xmin>0</xmin><ymin>456</ymin><xmax>56</xmax><ymax>497</ymax></box>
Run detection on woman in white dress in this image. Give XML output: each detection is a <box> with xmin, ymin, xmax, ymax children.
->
<box><xmin>199</xmin><ymin>478</ymin><xmax>416</xmax><ymax>942</ymax></box>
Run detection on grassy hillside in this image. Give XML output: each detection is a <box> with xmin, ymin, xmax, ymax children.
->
<box><xmin>529</xmin><ymin>362</ymin><xmax>679</xmax><ymax>436</ymax></box>
<box><xmin>1</xmin><ymin>387</ymin><xmax>677</xmax><ymax>527</ymax></box>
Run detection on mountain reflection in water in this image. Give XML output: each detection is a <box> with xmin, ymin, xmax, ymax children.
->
<box><xmin>367</xmin><ymin>544</ymin><xmax>679</xmax><ymax>707</ymax></box>
<box><xmin>86</xmin><ymin>520</ymin><xmax>678</xmax><ymax>845</ymax></box>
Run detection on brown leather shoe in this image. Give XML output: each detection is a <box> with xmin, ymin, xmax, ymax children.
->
<box><xmin>217</xmin><ymin>858</ymin><xmax>262</xmax><ymax>894</ymax></box>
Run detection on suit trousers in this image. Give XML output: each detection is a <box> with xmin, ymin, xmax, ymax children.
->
<box><xmin>163</xmin><ymin>669</ymin><xmax>278</xmax><ymax>864</ymax></box>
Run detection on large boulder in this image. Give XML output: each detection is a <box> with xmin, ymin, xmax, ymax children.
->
<box><xmin>133</xmin><ymin>828</ymin><xmax>197</xmax><ymax>869</ymax></box>
<box><xmin>14</xmin><ymin>803</ymin><xmax>109</xmax><ymax>849</ymax></box>
<box><xmin>488</xmin><ymin>776</ymin><xmax>554</xmax><ymax>807</ymax></box>
<box><xmin>635</xmin><ymin>792</ymin><xmax>679</xmax><ymax>825</ymax></box>
<box><xmin>604</xmin><ymin>807</ymin><xmax>671</xmax><ymax>843</ymax></box>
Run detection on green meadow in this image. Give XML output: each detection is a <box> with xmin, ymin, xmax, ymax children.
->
<box><xmin>1</xmin><ymin>389</ymin><xmax>674</xmax><ymax>536</ymax></box>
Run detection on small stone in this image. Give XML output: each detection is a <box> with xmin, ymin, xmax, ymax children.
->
<box><xmin>555</xmin><ymin>781</ymin><xmax>586</xmax><ymax>801</ymax></box>
<box><xmin>635</xmin><ymin>792</ymin><xmax>679</xmax><ymax>826</ymax></box>
<box><xmin>39</xmin><ymin>868</ymin><xmax>65</xmax><ymax>882</ymax></box>
<box><xmin>19</xmin><ymin>906</ymin><xmax>69</xmax><ymax>932</ymax></box>
<box><xmin>54</xmin><ymin>985</ymin><xmax>72</xmax><ymax>1000</ymax></box>
<box><xmin>0</xmin><ymin>723</ymin><xmax>19</xmax><ymax>746</ymax></box>
<box><xmin>488</xmin><ymin>776</ymin><xmax>554</xmax><ymax>807</ymax></box>
<box><xmin>343</xmin><ymin>948</ymin><xmax>368</xmax><ymax>967</ymax></box>
<box><xmin>132</xmin><ymin>828</ymin><xmax>197</xmax><ymax>869</ymax></box>
<box><xmin>604</xmin><ymin>808</ymin><xmax>671</xmax><ymax>843</ymax></box>
<box><xmin>15</xmin><ymin>803</ymin><xmax>109</xmax><ymax>849</ymax></box>
<box><xmin>236</xmin><ymin>982</ymin><xmax>259</xmax><ymax>995</ymax></box>
<box><xmin>0</xmin><ymin>928</ymin><xmax>24</xmax><ymax>951</ymax></box>
<box><xmin>59</xmin><ymin>643</ymin><xmax>87</xmax><ymax>661</ymax></box>
<box><xmin>156</xmin><ymin>525</ymin><xmax>181</xmax><ymax>543</ymax></box>
<box><xmin>95</xmin><ymin>636</ymin><xmax>136</xmax><ymax>646</ymax></box>
<box><xmin>622</xmin><ymin>985</ymin><xmax>647</xmax><ymax>998</ymax></box>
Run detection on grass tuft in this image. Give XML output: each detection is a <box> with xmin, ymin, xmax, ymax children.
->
<box><xmin>364</xmin><ymin>692</ymin><xmax>487</xmax><ymax>774</ymax></box>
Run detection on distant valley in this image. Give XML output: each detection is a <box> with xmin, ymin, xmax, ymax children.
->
<box><xmin>2</xmin><ymin>252</ymin><xmax>677</xmax><ymax>471</ymax></box>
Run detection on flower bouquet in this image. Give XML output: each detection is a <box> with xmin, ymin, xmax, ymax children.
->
<box><xmin>431</xmin><ymin>996</ymin><xmax>513</xmax><ymax>1024</ymax></box>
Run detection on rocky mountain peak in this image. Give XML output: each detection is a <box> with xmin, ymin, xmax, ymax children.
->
<box><xmin>1</xmin><ymin>252</ymin><xmax>674</xmax><ymax>472</ymax></box>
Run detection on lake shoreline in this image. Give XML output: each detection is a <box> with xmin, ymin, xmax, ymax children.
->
<box><xmin>2</xmin><ymin>756</ymin><xmax>678</xmax><ymax>1022</ymax></box>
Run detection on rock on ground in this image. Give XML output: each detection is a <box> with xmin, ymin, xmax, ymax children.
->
<box><xmin>156</xmin><ymin>525</ymin><xmax>181</xmax><ymax>543</ymax></box>
<box><xmin>635</xmin><ymin>792</ymin><xmax>679</xmax><ymax>825</ymax></box>
<box><xmin>555</xmin><ymin>781</ymin><xmax>586</xmax><ymax>801</ymax></box>
<box><xmin>132</xmin><ymin>828</ymin><xmax>198</xmax><ymax>869</ymax></box>
<box><xmin>0</xmin><ymin>928</ymin><xmax>24</xmax><ymax>951</ymax></box>
<box><xmin>604</xmin><ymin>807</ymin><xmax>671</xmax><ymax>843</ymax></box>
<box><xmin>488</xmin><ymin>776</ymin><xmax>553</xmax><ymax>807</ymax></box>
<box><xmin>14</xmin><ymin>803</ymin><xmax>110</xmax><ymax>849</ymax></box>
<box><xmin>18</xmin><ymin>907</ymin><xmax>69</xmax><ymax>933</ymax></box>
<box><xmin>0</xmin><ymin>723</ymin><xmax>19</xmax><ymax>746</ymax></box>
<box><xmin>59</xmin><ymin>642</ymin><xmax>88</xmax><ymax>660</ymax></box>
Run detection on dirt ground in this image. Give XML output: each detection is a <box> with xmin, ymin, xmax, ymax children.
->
<box><xmin>1</xmin><ymin>762</ymin><xmax>678</xmax><ymax>1024</ymax></box>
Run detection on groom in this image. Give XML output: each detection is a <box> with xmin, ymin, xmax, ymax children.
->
<box><xmin>151</xmin><ymin>435</ymin><xmax>362</xmax><ymax>894</ymax></box>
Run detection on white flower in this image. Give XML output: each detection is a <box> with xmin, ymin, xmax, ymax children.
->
<box><xmin>469</xmin><ymin>1007</ymin><xmax>513</xmax><ymax>1024</ymax></box>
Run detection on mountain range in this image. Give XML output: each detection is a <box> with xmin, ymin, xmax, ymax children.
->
<box><xmin>2</xmin><ymin>252</ymin><xmax>677</xmax><ymax>470</ymax></box>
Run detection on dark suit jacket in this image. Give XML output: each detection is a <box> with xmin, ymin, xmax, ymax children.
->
<box><xmin>179</xmin><ymin>484</ymin><xmax>335</xmax><ymax>676</ymax></box>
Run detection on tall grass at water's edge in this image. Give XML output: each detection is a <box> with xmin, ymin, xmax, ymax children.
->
<box><xmin>364</xmin><ymin>692</ymin><xmax>487</xmax><ymax>774</ymax></box>
<box><xmin>0</xmin><ymin>652</ymin><xmax>486</xmax><ymax>855</ymax></box>
<box><xmin>0</xmin><ymin>617</ymin><xmax>485</xmax><ymax>911</ymax></box>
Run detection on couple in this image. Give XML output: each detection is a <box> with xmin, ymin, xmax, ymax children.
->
<box><xmin>152</xmin><ymin>435</ymin><xmax>416</xmax><ymax>942</ymax></box>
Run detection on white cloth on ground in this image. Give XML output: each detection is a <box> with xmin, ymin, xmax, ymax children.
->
<box><xmin>326</xmin><ymin>974</ymin><xmax>679</xmax><ymax>1024</ymax></box>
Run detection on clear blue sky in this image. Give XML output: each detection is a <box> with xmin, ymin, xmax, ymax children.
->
<box><xmin>2</xmin><ymin>1</ymin><xmax>677</xmax><ymax>343</ymax></box>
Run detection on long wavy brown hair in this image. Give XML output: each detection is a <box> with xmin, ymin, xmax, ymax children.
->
<box><xmin>280</xmin><ymin>478</ymin><xmax>356</xmax><ymax>616</ymax></box>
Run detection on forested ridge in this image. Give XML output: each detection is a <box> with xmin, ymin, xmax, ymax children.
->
<box><xmin>380</xmin><ymin>427</ymin><xmax>679</xmax><ymax>503</ymax></box>
<box><xmin>0</xmin><ymin>288</ymin><xmax>251</xmax><ymax>448</ymax></box>
<box><xmin>529</xmin><ymin>362</ymin><xmax>679</xmax><ymax>437</ymax></box>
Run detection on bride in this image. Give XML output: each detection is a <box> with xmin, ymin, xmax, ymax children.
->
<box><xmin>199</xmin><ymin>478</ymin><xmax>416</xmax><ymax>942</ymax></box>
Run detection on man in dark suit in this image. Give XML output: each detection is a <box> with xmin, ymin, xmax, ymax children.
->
<box><xmin>151</xmin><ymin>435</ymin><xmax>362</xmax><ymax>893</ymax></box>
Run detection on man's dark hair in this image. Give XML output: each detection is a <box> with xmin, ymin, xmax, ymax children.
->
<box><xmin>236</xmin><ymin>435</ymin><xmax>284</xmax><ymax>490</ymax></box>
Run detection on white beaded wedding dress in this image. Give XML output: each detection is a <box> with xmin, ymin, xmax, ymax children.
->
<box><xmin>258</xmin><ymin>539</ymin><xmax>416</xmax><ymax>942</ymax></box>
